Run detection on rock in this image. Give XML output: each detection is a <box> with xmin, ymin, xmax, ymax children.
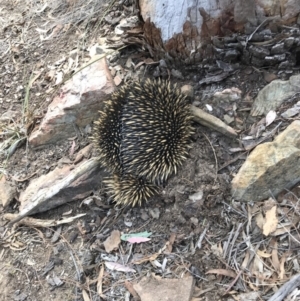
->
<box><xmin>213</xmin><ymin>87</ymin><xmax>242</xmax><ymax>102</ymax></box>
<box><xmin>232</xmin><ymin>121</ymin><xmax>300</xmax><ymax>202</ymax></box>
<box><xmin>0</xmin><ymin>180</ymin><xmax>17</xmax><ymax>208</ymax></box>
<box><xmin>278</xmin><ymin>61</ymin><xmax>293</xmax><ymax>69</ymax></box>
<box><xmin>181</xmin><ymin>85</ymin><xmax>194</xmax><ymax>98</ymax></box>
<box><xmin>233</xmin><ymin>0</ymin><xmax>256</xmax><ymax>24</ymax></box>
<box><xmin>171</xmin><ymin>69</ymin><xmax>184</xmax><ymax>80</ymax></box>
<box><xmin>29</xmin><ymin>58</ymin><xmax>115</xmax><ymax>148</ymax></box>
<box><xmin>224</xmin><ymin>49</ymin><xmax>240</xmax><ymax>62</ymax></box>
<box><xmin>249</xmin><ymin>45</ymin><xmax>270</xmax><ymax>58</ymax></box>
<box><xmin>19</xmin><ymin>159</ymin><xmax>105</xmax><ymax>215</ymax></box>
<box><xmin>284</xmin><ymin>37</ymin><xmax>295</xmax><ymax>49</ymax></box>
<box><xmin>251</xmin><ymin>56</ymin><xmax>266</xmax><ymax>67</ymax></box>
<box><xmin>133</xmin><ymin>275</ymin><xmax>195</xmax><ymax>301</ymax></box>
<box><xmin>251</xmin><ymin>74</ymin><xmax>300</xmax><ymax>116</ymax></box>
<box><xmin>264</xmin><ymin>54</ymin><xmax>286</xmax><ymax>65</ymax></box>
<box><xmin>270</xmin><ymin>43</ymin><xmax>285</xmax><ymax>54</ymax></box>
<box><xmin>281</xmin><ymin>101</ymin><xmax>300</xmax><ymax>118</ymax></box>
<box><xmin>188</xmin><ymin>191</ymin><xmax>203</xmax><ymax>202</ymax></box>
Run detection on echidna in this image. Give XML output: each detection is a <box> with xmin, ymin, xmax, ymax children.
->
<box><xmin>92</xmin><ymin>79</ymin><xmax>193</xmax><ymax>206</ymax></box>
<box><xmin>104</xmin><ymin>175</ymin><xmax>159</xmax><ymax>206</ymax></box>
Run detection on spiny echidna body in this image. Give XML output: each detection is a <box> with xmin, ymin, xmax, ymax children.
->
<box><xmin>92</xmin><ymin>78</ymin><xmax>193</xmax><ymax>206</ymax></box>
<box><xmin>121</xmin><ymin>80</ymin><xmax>193</xmax><ymax>183</ymax></box>
<box><xmin>104</xmin><ymin>175</ymin><xmax>160</xmax><ymax>207</ymax></box>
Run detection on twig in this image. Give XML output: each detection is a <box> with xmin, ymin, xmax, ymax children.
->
<box><xmin>223</xmin><ymin>270</ymin><xmax>243</xmax><ymax>295</ymax></box>
<box><xmin>196</xmin><ymin>227</ymin><xmax>208</xmax><ymax>249</ymax></box>
<box><xmin>268</xmin><ymin>274</ymin><xmax>300</xmax><ymax>301</ymax></box>
<box><xmin>191</xmin><ymin>105</ymin><xmax>238</xmax><ymax>139</ymax></box>
<box><xmin>245</xmin><ymin>16</ymin><xmax>280</xmax><ymax>48</ymax></box>
<box><xmin>200</xmin><ymin>131</ymin><xmax>218</xmax><ymax>184</ymax></box>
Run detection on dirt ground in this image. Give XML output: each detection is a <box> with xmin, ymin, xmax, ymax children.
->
<box><xmin>1</xmin><ymin>1</ymin><xmax>300</xmax><ymax>301</ymax></box>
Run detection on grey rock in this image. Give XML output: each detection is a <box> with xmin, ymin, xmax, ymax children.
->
<box><xmin>278</xmin><ymin>61</ymin><xmax>293</xmax><ymax>69</ymax></box>
<box><xmin>270</xmin><ymin>43</ymin><xmax>285</xmax><ymax>54</ymax></box>
<box><xmin>251</xmin><ymin>74</ymin><xmax>300</xmax><ymax>116</ymax></box>
<box><xmin>284</xmin><ymin>37</ymin><xmax>295</xmax><ymax>49</ymax></box>
<box><xmin>224</xmin><ymin>49</ymin><xmax>240</xmax><ymax>61</ymax></box>
<box><xmin>249</xmin><ymin>45</ymin><xmax>270</xmax><ymax>58</ymax></box>
<box><xmin>251</xmin><ymin>56</ymin><xmax>266</xmax><ymax>67</ymax></box>
<box><xmin>19</xmin><ymin>158</ymin><xmax>105</xmax><ymax>215</ymax></box>
<box><xmin>265</xmin><ymin>54</ymin><xmax>286</xmax><ymax>65</ymax></box>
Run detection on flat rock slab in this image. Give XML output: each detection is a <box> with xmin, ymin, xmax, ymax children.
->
<box><xmin>232</xmin><ymin>120</ymin><xmax>300</xmax><ymax>202</ymax></box>
<box><xmin>19</xmin><ymin>158</ymin><xmax>105</xmax><ymax>215</ymax></box>
<box><xmin>251</xmin><ymin>74</ymin><xmax>300</xmax><ymax>116</ymax></box>
<box><xmin>29</xmin><ymin>58</ymin><xmax>115</xmax><ymax>148</ymax></box>
<box><xmin>133</xmin><ymin>275</ymin><xmax>195</xmax><ymax>301</ymax></box>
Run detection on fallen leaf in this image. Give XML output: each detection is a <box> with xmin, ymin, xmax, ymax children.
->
<box><xmin>97</xmin><ymin>264</ymin><xmax>106</xmax><ymax>298</ymax></box>
<box><xmin>279</xmin><ymin>251</ymin><xmax>291</xmax><ymax>280</ymax></box>
<box><xmin>206</xmin><ymin>269</ymin><xmax>236</xmax><ymax>278</ymax></box>
<box><xmin>271</xmin><ymin>224</ymin><xmax>292</xmax><ymax>236</ymax></box>
<box><xmin>257</xmin><ymin>250</ymin><xmax>272</xmax><ymax>258</ymax></box>
<box><xmin>127</xmin><ymin>237</ymin><xmax>151</xmax><ymax>244</ymax></box>
<box><xmin>82</xmin><ymin>289</ymin><xmax>90</xmax><ymax>301</ymax></box>
<box><xmin>105</xmin><ymin>261</ymin><xmax>136</xmax><ymax>273</ymax></box>
<box><xmin>165</xmin><ymin>233</ymin><xmax>176</xmax><ymax>253</ymax></box>
<box><xmin>121</xmin><ymin>231</ymin><xmax>152</xmax><ymax>241</ymax></box>
<box><xmin>69</xmin><ymin>140</ymin><xmax>76</xmax><ymax>156</ymax></box>
<box><xmin>263</xmin><ymin>206</ymin><xmax>278</xmax><ymax>236</ymax></box>
<box><xmin>124</xmin><ymin>280</ymin><xmax>140</xmax><ymax>300</ymax></box>
<box><xmin>132</xmin><ymin>253</ymin><xmax>160</xmax><ymax>264</ymax></box>
<box><xmin>255</xmin><ymin>212</ymin><xmax>265</xmax><ymax>230</ymax></box>
<box><xmin>251</xmin><ymin>256</ymin><xmax>263</xmax><ymax>277</ymax></box>
<box><xmin>271</xmin><ymin>239</ymin><xmax>280</xmax><ymax>271</ymax></box>
<box><xmin>104</xmin><ymin>230</ymin><xmax>121</xmax><ymax>253</ymax></box>
<box><xmin>265</xmin><ymin>110</ymin><xmax>277</xmax><ymax>127</ymax></box>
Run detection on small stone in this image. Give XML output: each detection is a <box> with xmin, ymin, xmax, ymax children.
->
<box><xmin>224</xmin><ymin>49</ymin><xmax>240</xmax><ymax>62</ymax></box>
<box><xmin>223</xmin><ymin>114</ymin><xmax>234</xmax><ymax>124</ymax></box>
<box><xmin>149</xmin><ymin>208</ymin><xmax>160</xmax><ymax>219</ymax></box>
<box><xmin>270</xmin><ymin>43</ymin><xmax>285</xmax><ymax>54</ymax></box>
<box><xmin>171</xmin><ymin>69</ymin><xmax>184</xmax><ymax>79</ymax></box>
<box><xmin>0</xmin><ymin>181</ymin><xmax>17</xmax><ymax>208</ymax></box>
<box><xmin>114</xmin><ymin>75</ymin><xmax>122</xmax><ymax>86</ymax></box>
<box><xmin>273</xmin><ymin>54</ymin><xmax>286</xmax><ymax>62</ymax></box>
<box><xmin>249</xmin><ymin>45</ymin><xmax>270</xmax><ymax>58</ymax></box>
<box><xmin>188</xmin><ymin>191</ymin><xmax>203</xmax><ymax>202</ymax></box>
<box><xmin>284</xmin><ymin>37</ymin><xmax>295</xmax><ymax>49</ymax></box>
<box><xmin>213</xmin><ymin>87</ymin><xmax>242</xmax><ymax>102</ymax></box>
<box><xmin>181</xmin><ymin>85</ymin><xmax>194</xmax><ymax>98</ymax></box>
<box><xmin>159</xmin><ymin>59</ymin><xmax>167</xmax><ymax>68</ymax></box>
<box><xmin>190</xmin><ymin>217</ymin><xmax>199</xmax><ymax>225</ymax></box>
<box><xmin>278</xmin><ymin>61</ymin><xmax>292</xmax><ymax>69</ymax></box>
<box><xmin>140</xmin><ymin>210</ymin><xmax>149</xmax><ymax>221</ymax></box>
<box><xmin>251</xmin><ymin>56</ymin><xmax>265</xmax><ymax>67</ymax></box>
<box><xmin>212</xmin><ymin>36</ymin><xmax>224</xmax><ymax>48</ymax></box>
<box><xmin>264</xmin><ymin>56</ymin><xmax>278</xmax><ymax>65</ymax></box>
